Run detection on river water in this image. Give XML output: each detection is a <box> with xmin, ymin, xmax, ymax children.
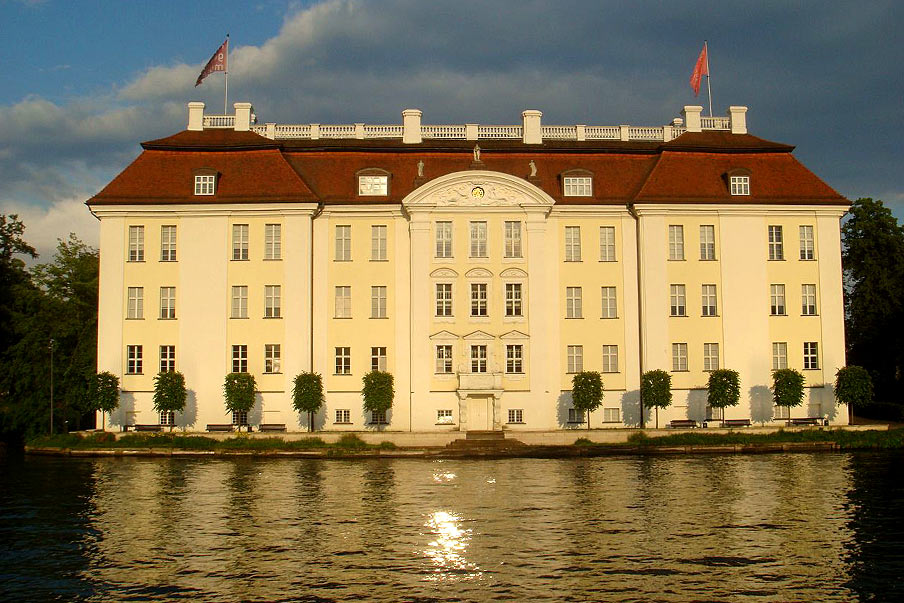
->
<box><xmin>1</xmin><ymin>452</ymin><xmax>903</xmax><ymax>602</ymax></box>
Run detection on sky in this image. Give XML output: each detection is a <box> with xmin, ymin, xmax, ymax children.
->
<box><xmin>1</xmin><ymin>0</ymin><xmax>902</xmax><ymax>261</ymax></box>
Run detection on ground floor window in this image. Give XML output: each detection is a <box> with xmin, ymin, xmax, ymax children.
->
<box><xmin>568</xmin><ymin>408</ymin><xmax>585</xmax><ymax>424</ymax></box>
<box><xmin>507</xmin><ymin>408</ymin><xmax>524</xmax><ymax>424</ymax></box>
<box><xmin>159</xmin><ymin>411</ymin><xmax>175</xmax><ymax>426</ymax></box>
<box><xmin>706</xmin><ymin>405</ymin><xmax>723</xmax><ymax>421</ymax></box>
<box><xmin>437</xmin><ymin>409</ymin><xmax>454</xmax><ymax>424</ymax></box>
<box><xmin>370</xmin><ymin>409</ymin><xmax>387</xmax><ymax>425</ymax></box>
<box><xmin>774</xmin><ymin>405</ymin><xmax>790</xmax><ymax>420</ymax></box>
<box><xmin>603</xmin><ymin>407</ymin><xmax>620</xmax><ymax>423</ymax></box>
<box><xmin>335</xmin><ymin>409</ymin><xmax>351</xmax><ymax>424</ymax></box>
<box><xmin>232</xmin><ymin>410</ymin><xmax>248</xmax><ymax>426</ymax></box>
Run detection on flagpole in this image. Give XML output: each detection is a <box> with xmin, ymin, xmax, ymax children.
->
<box><xmin>704</xmin><ymin>40</ymin><xmax>713</xmax><ymax>117</ymax></box>
<box><xmin>224</xmin><ymin>35</ymin><xmax>229</xmax><ymax>115</ymax></box>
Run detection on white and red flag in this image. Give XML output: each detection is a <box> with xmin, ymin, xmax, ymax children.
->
<box><xmin>195</xmin><ymin>37</ymin><xmax>228</xmax><ymax>87</ymax></box>
<box><xmin>689</xmin><ymin>42</ymin><xmax>708</xmax><ymax>97</ymax></box>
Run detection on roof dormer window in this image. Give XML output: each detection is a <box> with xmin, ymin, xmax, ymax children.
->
<box><xmin>561</xmin><ymin>170</ymin><xmax>593</xmax><ymax>197</ymax></box>
<box><xmin>194</xmin><ymin>171</ymin><xmax>216</xmax><ymax>196</ymax></box>
<box><xmin>357</xmin><ymin>169</ymin><xmax>391</xmax><ymax>196</ymax></box>
<box><xmin>730</xmin><ymin>175</ymin><xmax>750</xmax><ymax>196</ymax></box>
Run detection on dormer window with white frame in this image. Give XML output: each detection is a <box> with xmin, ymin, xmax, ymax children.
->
<box><xmin>562</xmin><ymin>171</ymin><xmax>593</xmax><ymax>197</ymax></box>
<box><xmin>729</xmin><ymin>175</ymin><xmax>750</xmax><ymax>196</ymax></box>
<box><xmin>357</xmin><ymin>169</ymin><xmax>390</xmax><ymax>196</ymax></box>
<box><xmin>194</xmin><ymin>174</ymin><xmax>216</xmax><ymax>195</ymax></box>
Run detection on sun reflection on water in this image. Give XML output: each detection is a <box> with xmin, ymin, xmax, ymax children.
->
<box><xmin>423</xmin><ymin>510</ymin><xmax>481</xmax><ymax>582</ymax></box>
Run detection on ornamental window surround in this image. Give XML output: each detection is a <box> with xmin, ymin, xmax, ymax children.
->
<box><xmin>357</xmin><ymin>169</ymin><xmax>390</xmax><ymax>196</ymax></box>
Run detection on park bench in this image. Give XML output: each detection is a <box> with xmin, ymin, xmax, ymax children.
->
<box><xmin>722</xmin><ymin>419</ymin><xmax>752</xmax><ymax>428</ymax></box>
<box><xmin>259</xmin><ymin>423</ymin><xmax>287</xmax><ymax>432</ymax></box>
<box><xmin>134</xmin><ymin>424</ymin><xmax>163</xmax><ymax>432</ymax></box>
<box><xmin>122</xmin><ymin>424</ymin><xmax>135</xmax><ymax>432</ymax></box>
<box><xmin>206</xmin><ymin>424</ymin><xmax>235</xmax><ymax>432</ymax></box>
<box><xmin>668</xmin><ymin>419</ymin><xmax>698</xmax><ymax>429</ymax></box>
<box><xmin>787</xmin><ymin>417</ymin><xmax>827</xmax><ymax>427</ymax></box>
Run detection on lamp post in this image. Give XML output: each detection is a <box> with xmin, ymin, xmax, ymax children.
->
<box><xmin>49</xmin><ymin>338</ymin><xmax>54</xmax><ymax>435</ymax></box>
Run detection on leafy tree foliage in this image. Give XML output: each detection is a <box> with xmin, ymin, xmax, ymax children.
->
<box><xmin>641</xmin><ymin>369</ymin><xmax>672</xmax><ymax>428</ymax></box>
<box><xmin>153</xmin><ymin>371</ymin><xmax>187</xmax><ymax>430</ymax></box>
<box><xmin>572</xmin><ymin>371</ymin><xmax>603</xmax><ymax>427</ymax></box>
<box><xmin>292</xmin><ymin>372</ymin><xmax>324</xmax><ymax>432</ymax></box>
<box><xmin>362</xmin><ymin>371</ymin><xmax>394</xmax><ymax>413</ymax></box>
<box><xmin>90</xmin><ymin>371</ymin><xmax>120</xmax><ymax>431</ymax></box>
<box><xmin>842</xmin><ymin>198</ymin><xmax>904</xmax><ymax>403</ymax></box>
<box><xmin>772</xmin><ymin>368</ymin><xmax>805</xmax><ymax>413</ymax></box>
<box><xmin>707</xmin><ymin>369</ymin><xmax>741</xmax><ymax>419</ymax></box>
<box><xmin>223</xmin><ymin>372</ymin><xmax>256</xmax><ymax>430</ymax></box>
<box><xmin>835</xmin><ymin>365</ymin><xmax>874</xmax><ymax>423</ymax></box>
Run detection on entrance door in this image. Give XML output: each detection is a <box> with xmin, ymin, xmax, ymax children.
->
<box><xmin>468</xmin><ymin>396</ymin><xmax>490</xmax><ymax>430</ymax></box>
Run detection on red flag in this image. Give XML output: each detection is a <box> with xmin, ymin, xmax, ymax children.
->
<box><xmin>195</xmin><ymin>38</ymin><xmax>228</xmax><ymax>87</ymax></box>
<box><xmin>689</xmin><ymin>42</ymin><xmax>708</xmax><ymax>97</ymax></box>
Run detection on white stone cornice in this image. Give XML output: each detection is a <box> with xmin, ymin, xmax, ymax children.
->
<box><xmin>89</xmin><ymin>202</ymin><xmax>320</xmax><ymax>219</ymax></box>
<box><xmin>402</xmin><ymin>170</ymin><xmax>555</xmax><ymax>210</ymax></box>
<box><xmin>317</xmin><ymin>205</ymin><xmax>405</xmax><ymax>218</ymax></box>
<box><xmin>550</xmin><ymin>205</ymin><xmax>632</xmax><ymax>217</ymax></box>
<box><xmin>632</xmin><ymin>203</ymin><xmax>849</xmax><ymax>218</ymax></box>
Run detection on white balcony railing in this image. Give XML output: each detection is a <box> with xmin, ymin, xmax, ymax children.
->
<box><xmin>203</xmin><ymin>115</ymin><xmax>235</xmax><ymax>128</ymax></box>
<box><xmin>700</xmin><ymin>116</ymin><xmax>730</xmax><ymax>130</ymax></box>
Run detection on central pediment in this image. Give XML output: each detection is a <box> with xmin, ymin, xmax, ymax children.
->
<box><xmin>402</xmin><ymin>170</ymin><xmax>554</xmax><ymax>209</ymax></box>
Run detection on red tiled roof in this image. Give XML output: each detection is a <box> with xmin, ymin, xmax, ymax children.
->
<box><xmin>142</xmin><ymin>129</ymin><xmax>279</xmax><ymax>151</ymax></box>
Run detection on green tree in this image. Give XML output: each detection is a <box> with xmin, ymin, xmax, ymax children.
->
<box><xmin>571</xmin><ymin>371</ymin><xmax>603</xmax><ymax>429</ymax></box>
<box><xmin>91</xmin><ymin>371</ymin><xmax>120</xmax><ymax>431</ymax></box>
<box><xmin>292</xmin><ymin>372</ymin><xmax>324</xmax><ymax>432</ymax></box>
<box><xmin>362</xmin><ymin>371</ymin><xmax>394</xmax><ymax>424</ymax></box>
<box><xmin>834</xmin><ymin>365</ymin><xmax>873</xmax><ymax>425</ymax></box>
<box><xmin>842</xmin><ymin>198</ymin><xmax>904</xmax><ymax>403</ymax></box>
<box><xmin>772</xmin><ymin>368</ymin><xmax>805</xmax><ymax>418</ymax></box>
<box><xmin>707</xmin><ymin>369</ymin><xmax>741</xmax><ymax>423</ymax></box>
<box><xmin>223</xmin><ymin>372</ymin><xmax>256</xmax><ymax>431</ymax></box>
<box><xmin>641</xmin><ymin>369</ymin><xmax>672</xmax><ymax>428</ymax></box>
<box><xmin>153</xmin><ymin>371</ymin><xmax>187</xmax><ymax>431</ymax></box>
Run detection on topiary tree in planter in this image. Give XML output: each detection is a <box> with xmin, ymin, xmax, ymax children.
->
<box><xmin>224</xmin><ymin>372</ymin><xmax>256</xmax><ymax>432</ymax></box>
<box><xmin>835</xmin><ymin>365</ymin><xmax>873</xmax><ymax>425</ymax></box>
<box><xmin>153</xmin><ymin>371</ymin><xmax>187</xmax><ymax>431</ymax></box>
<box><xmin>772</xmin><ymin>368</ymin><xmax>805</xmax><ymax>420</ymax></box>
<box><xmin>707</xmin><ymin>369</ymin><xmax>741</xmax><ymax>424</ymax></box>
<box><xmin>362</xmin><ymin>371</ymin><xmax>394</xmax><ymax>427</ymax></box>
<box><xmin>90</xmin><ymin>371</ymin><xmax>120</xmax><ymax>431</ymax></box>
<box><xmin>292</xmin><ymin>372</ymin><xmax>324</xmax><ymax>432</ymax></box>
<box><xmin>641</xmin><ymin>369</ymin><xmax>672</xmax><ymax>429</ymax></box>
<box><xmin>571</xmin><ymin>371</ymin><xmax>603</xmax><ymax>430</ymax></box>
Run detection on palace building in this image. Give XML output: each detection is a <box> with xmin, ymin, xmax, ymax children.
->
<box><xmin>87</xmin><ymin>101</ymin><xmax>849</xmax><ymax>431</ymax></box>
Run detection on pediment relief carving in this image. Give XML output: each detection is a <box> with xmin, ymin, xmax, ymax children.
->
<box><xmin>465</xmin><ymin>267</ymin><xmax>493</xmax><ymax>278</ymax></box>
<box><xmin>403</xmin><ymin>171</ymin><xmax>554</xmax><ymax>208</ymax></box>
<box><xmin>500</xmin><ymin>330</ymin><xmax>529</xmax><ymax>340</ymax></box>
<box><xmin>499</xmin><ymin>267</ymin><xmax>528</xmax><ymax>278</ymax></box>
<box><xmin>430</xmin><ymin>268</ymin><xmax>459</xmax><ymax>278</ymax></box>
<box><xmin>463</xmin><ymin>330</ymin><xmax>494</xmax><ymax>341</ymax></box>
<box><xmin>429</xmin><ymin>330</ymin><xmax>459</xmax><ymax>340</ymax></box>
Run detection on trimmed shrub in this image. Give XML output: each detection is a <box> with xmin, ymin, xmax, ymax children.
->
<box><xmin>572</xmin><ymin>371</ymin><xmax>604</xmax><ymax>417</ymax></box>
<box><xmin>362</xmin><ymin>371</ymin><xmax>394</xmax><ymax>413</ymax></box>
<box><xmin>223</xmin><ymin>372</ymin><xmax>256</xmax><ymax>430</ymax></box>
<box><xmin>90</xmin><ymin>371</ymin><xmax>120</xmax><ymax>430</ymax></box>
<box><xmin>835</xmin><ymin>366</ymin><xmax>874</xmax><ymax>409</ymax></box>
<box><xmin>153</xmin><ymin>371</ymin><xmax>187</xmax><ymax>430</ymax></box>
<box><xmin>772</xmin><ymin>368</ymin><xmax>805</xmax><ymax>413</ymax></box>
<box><xmin>292</xmin><ymin>372</ymin><xmax>324</xmax><ymax>432</ymax></box>
<box><xmin>707</xmin><ymin>369</ymin><xmax>741</xmax><ymax>418</ymax></box>
<box><xmin>642</xmin><ymin>369</ymin><xmax>672</xmax><ymax>428</ymax></box>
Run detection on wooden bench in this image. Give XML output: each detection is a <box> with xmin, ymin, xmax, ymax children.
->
<box><xmin>259</xmin><ymin>423</ymin><xmax>287</xmax><ymax>432</ymax></box>
<box><xmin>722</xmin><ymin>419</ymin><xmax>752</xmax><ymax>428</ymax></box>
<box><xmin>787</xmin><ymin>417</ymin><xmax>825</xmax><ymax>427</ymax></box>
<box><xmin>206</xmin><ymin>424</ymin><xmax>235</xmax><ymax>432</ymax></box>
<box><xmin>134</xmin><ymin>424</ymin><xmax>162</xmax><ymax>432</ymax></box>
<box><xmin>668</xmin><ymin>419</ymin><xmax>699</xmax><ymax>429</ymax></box>
<box><xmin>122</xmin><ymin>424</ymin><xmax>135</xmax><ymax>432</ymax></box>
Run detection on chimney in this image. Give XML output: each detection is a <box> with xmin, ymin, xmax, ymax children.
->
<box><xmin>234</xmin><ymin>102</ymin><xmax>253</xmax><ymax>131</ymax></box>
<box><xmin>402</xmin><ymin>109</ymin><xmax>422</xmax><ymax>144</ymax></box>
<box><xmin>187</xmin><ymin>102</ymin><xmax>205</xmax><ymax>131</ymax></box>
<box><xmin>522</xmin><ymin>110</ymin><xmax>542</xmax><ymax>144</ymax></box>
<box><xmin>682</xmin><ymin>105</ymin><xmax>703</xmax><ymax>133</ymax></box>
<box><xmin>728</xmin><ymin>106</ymin><xmax>748</xmax><ymax>134</ymax></box>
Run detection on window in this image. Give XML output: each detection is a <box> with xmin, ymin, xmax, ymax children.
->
<box><xmin>231</xmin><ymin>286</ymin><xmax>248</xmax><ymax>318</ymax></box>
<box><xmin>126</xmin><ymin>345</ymin><xmax>143</xmax><ymax>374</ymax></box>
<box><xmin>231</xmin><ymin>224</ymin><xmax>249</xmax><ymax>261</ymax></box>
<box><xmin>128</xmin><ymin>226</ymin><xmax>144</xmax><ymax>261</ymax></box>
<box><xmin>599</xmin><ymin>226</ymin><xmax>616</xmax><ymax>262</ymax></box>
<box><xmin>436</xmin><ymin>284</ymin><xmax>453</xmax><ymax>317</ymax></box>
<box><xmin>603</xmin><ymin>408</ymin><xmax>621</xmax><ymax>423</ymax></box>
<box><xmin>264</xmin><ymin>344</ymin><xmax>281</xmax><ymax>373</ymax></box>
<box><xmin>194</xmin><ymin>174</ymin><xmax>215</xmax><ymax>195</ymax></box>
<box><xmin>802</xmin><ymin>284</ymin><xmax>817</xmax><ymax>315</ymax></box>
<box><xmin>672</xmin><ymin>343</ymin><xmax>688</xmax><ymax>372</ymax></box>
<box><xmin>335</xmin><ymin>286</ymin><xmax>351</xmax><ymax>318</ymax></box>
<box><xmin>436</xmin><ymin>345</ymin><xmax>453</xmax><ymax>374</ymax></box>
<box><xmin>160</xmin><ymin>410</ymin><xmax>175</xmax><ymax>426</ymax></box>
<box><xmin>470</xmin><ymin>283</ymin><xmax>487</xmax><ymax>317</ymax></box>
<box><xmin>668</xmin><ymin>225</ymin><xmax>684</xmax><ymax>260</ymax></box>
<box><xmin>508</xmin><ymin>408</ymin><xmax>524</xmax><ymax>424</ymax></box>
<box><xmin>566</xmin><ymin>287</ymin><xmax>583</xmax><ymax>318</ymax></box>
<box><xmin>470</xmin><ymin>221</ymin><xmax>487</xmax><ymax>258</ymax></box>
<box><xmin>568</xmin><ymin>408</ymin><xmax>585</xmax><ymax>424</ymax></box>
<box><xmin>435</xmin><ymin>222</ymin><xmax>453</xmax><ymax>258</ymax></box>
<box><xmin>730</xmin><ymin>175</ymin><xmax>750</xmax><ymax>196</ymax></box>
<box><xmin>159</xmin><ymin>287</ymin><xmax>176</xmax><ymax>319</ymax></box>
<box><xmin>701</xmin><ymin>284</ymin><xmax>717</xmax><ymax>316</ymax></box>
<box><xmin>335</xmin><ymin>409</ymin><xmax>351</xmax><ymax>424</ymax></box>
<box><xmin>232</xmin><ymin>410</ymin><xmax>249</xmax><ymax>427</ymax></box>
<box><xmin>159</xmin><ymin>345</ymin><xmax>175</xmax><ymax>373</ymax></box>
<box><xmin>601</xmin><ymin>287</ymin><xmax>617</xmax><ymax>319</ymax></box>
<box><xmin>127</xmin><ymin>287</ymin><xmax>144</xmax><ymax>319</ymax></box>
<box><xmin>506</xmin><ymin>345</ymin><xmax>523</xmax><ymax>374</ymax></box>
<box><xmin>567</xmin><ymin>345</ymin><xmax>583</xmax><ymax>373</ymax></box>
<box><xmin>768</xmin><ymin>225</ymin><xmax>784</xmax><ymax>260</ymax></box>
<box><xmin>371</xmin><ymin>347</ymin><xmax>387</xmax><ymax>371</ymax></box>
<box><xmin>371</xmin><ymin>225</ymin><xmax>387</xmax><ymax>261</ymax></box>
<box><xmin>772</xmin><ymin>342</ymin><xmax>788</xmax><ymax>370</ymax></box>
<box><xmin>565</xmin><ymin>226</ymin><xmax>581</xmax><ymax>261</ymax></box>
<box><xmin>335</xmin><ymin>347</ymin><xmax>351</xmax><ymax>375</ymax></box>
<box><xmin>800</xmin><ymin>225</ymin><xmax>815</xmax><ymax>260</ymax></box>
<box><xmin>371</xmin><ymin>286</ymin><xmax>387</xmax><ymax>318</ymax></box>
<box><xmin>437</xmin><ymin>409</ymin><xmax>454</xmax><ymax>424</ymax></box>
<box><xmin>602</xmin><ymin>345</ymin><xmax>618</xmax><ymax>373</ymax></box>
<box><xmin>264</xmin><ymin>224</ymin><xmax>281</xmax><ymax>260</ymax></box>
<box><xmin>335</xmin><ymin>225</ymin><xmax>351</xmax><ymax>261</ymax></box>
<box><xmin>804</xmin><ymin>342</ymin><xmax>819</xmax><ymax>369</ymax></box>
<box><xmin>563</xmin><ymin>176</ymin><xmax>592</xmax><ymax>196</ymax></box>
<box><xmin>700</xmin><ymin>225</ymin><xmax>715</xmax><ymax>260</ymax></box>
<box><xmin>770</xmin><ymin>284</ymin><xmax>786</xmax><ymax>316</ymax></box>
<box><xmin>231</xmin><ymin>345</ymin><xmax>248</xmax><ymax>373</ymax></box>
<box><xmin>670</xmin><ymin>284</ymin><xmax>686</xmax><ymax>317</ymax></box>
<box><xmin>471</xmin><ymin>345</ymin><xmax>487</xmax><ymax>373</ymax></box>
<box><xmin>703</xmin><ymin>343</ymin><xmax>720</xmax><ymax>371</ymax></box>
<box><xmin>774</xmin><ymin>405</ymin><xmax>790</xmax><ymax>420</ymax></box>
<box><xmin>160</xmin><ymin>225</ymin><xmax>177</xmax><ymax>261</ymax></box>
<box><xmin>265</xmin><ymin>285</ymin><xmax>281</xmax><ymax>318</ymax></box>
<box><xmin>358</xmin><ymin>174</ymin><xmax>388</xmax><ymax>196</ymax></box>
<box><xmin>370</xmin><ymin>409</ymin><xmax>387</xmax><ymax>425</ymax></box>
<box><xmin>504</xmin><ymin>221</ymin><xmax>522</xmax><ymax>258</ymax></box>
<box><xmin>505</xmin><ymin>283</ymin><xmax>522</xmax><ymax>317</ymax></box>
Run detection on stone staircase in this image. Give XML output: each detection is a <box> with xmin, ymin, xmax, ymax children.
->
<box><xmin>446</xmin><ymin>430</ymin><xmax>525</xmax><ymax>451</ymax></box>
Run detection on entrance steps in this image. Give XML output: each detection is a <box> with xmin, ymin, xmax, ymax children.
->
<box><xmin>447</xmin><ymin>430</ymin><xmax>525</xmax><ymax>450</ymax></box>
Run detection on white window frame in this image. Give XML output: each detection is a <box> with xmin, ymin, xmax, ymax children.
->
<box><xmin>469</xmin><ymin>221</ymin><xmax>488</xmax><ymax>258</ymax></box>
<box><xmin>730</xmin><ymin>175</ymin><xmax>750</xmax><ymax>196</ymax></box>
<box><xmin>772</xmin><ymin>342</ymin><xmax>788</xmax><ymax>370</ymax></box>
<box><xmin>800</xmin><ymin>225</ymin><xmax>815</xmax><ymax>260</ymax></box>
<box><xmin>507</xmin><ymin>408</ymin><xmax>524</xmax><ymax>424</ymax></box>
<box><xmin>358</xmin><ymin>174</ymin><xmax>388</xmax><ymax>196</ymax></box>
<box><xmin>506</xmin><ymin>344</ymin><xmax>523</xmax><ymax>374</ymax></box>
<box><xmin>335</xmin><ymin>347</ymin><xmax>351</xmax><ymax>375</ymax></box>
<box><xmin>435</xmin><ymin>345</ymin><xmax>453</xmax><ymax>374</ymax></box>
<box><xmin>565</xmin><ymin>226</ymin><xmax>581</xmax><ymax>261</ymax></box>
<box><xmin>371</xmin><ymin>225</ymin><xmax>387</xmax><ymax>261</ymax></box>
<box><xmin>160</xmin><ymin>410</ymin><xmax>175</xmax><ymax>426</ymax></box>
<box><xmin>159</xmin><ymin>345</ymin><xmax>175</xmax><ymax>373</ymax></box>
<box><xmin>370</xmin><ymin>409</ymin><xmax>388</xmax><ymax>425</ymax></box>
<box><xmin>768</xmin><ymin>225</ymin><xmax>784</xmax><ymax>261</ymax></box>
<box><xmin>231</xmin><ymin>344</ymin><xmax>248</xmax><ymax>373</ymax></box>
<box><xmin>770</xmin><ymin>284</ymin><xmax>786</xmax><ymax>316</ymax></box>
<box><xmin>567</xmin><ymin>345</ymin><xmax>583</xmax><ymax>374</ymax></box>
<box><xmin>232</xmin><ymin>224</ymin><xmax>249</xmax><ymax>261</ymax></box>
<box><xmin>335</xmin><ymin>409</ymin><xmax>351</xmax><ymax>424</ymax></box>
<box><xmin>194</xmin><ymin>174</ymin><xmax>215</xmax><ymax>195</ymax></box>
<box><xmin>505</xmin><ymin>283</ymin><xmax>522</xmax><ymax>317</ymax></box>
<box><xmin>603</xmin><ymin>407</ymin><xmax>621</xmax><ymax>423</ymax></box>
<box><xmin>563</xmin><ymin>176</ymin><xmax>592</xmax><ymax>197</ymax></box>
<box><xmin>471</xmin><ymin>345</ymin><xmax>487</xmax><ymax>373</ymax></box>
<box><xmin>335</xmin><ymin>286</ymin><xmax>351</xmax><ymax>318</ymax></box>
<box><xmin>435</xmin><ymin>221</ymin><xmax>453</xmax><ymax>258</ymax></box>
<box><xmin>599</xmin><ymin>226</ymin><xmax>616</xmax><ymax>262</ymax></box>
<box><xmin>264</xmin><ymin>224</ymin><xmax>281</xmax><ymax>260</ymax></box>
<box><xmin>700</xmin><ymin>225</ymin><xmax>715</xmax><ymax>260</ymax></box>
<box><xmin>504</xmin><ymin>221</ymin><xmax>522</xmax><ymax>258</ymax></box>
<box><xmin>127</xmin><ymin>287</ymin><xmax>144</xmax><ymax>319</ymax></box>
<box><xmin>703</xmin><ymin>343</ymin><xmax>720</xmax><ymax>371</ymax></box>
<box><xmin>568</xmin><ymin>408</ymin><xmax>585</xmax><ymax>424</ymax></box>
<box><xmin>160</xmin><ymin>225</ymin><xmax>177</xmax><ymax>261</ymax></box>
<box><xmin>159</xmin><ymin>287</ymin><xmax>176</xmax><ymax>319</ymax></box>
<box><xmin>802</xmin><ymin>284</ymin><xmax>817</xmax><ymax>315</ymax></box>
<box><xmin>668</xmin><ymin>225</ymin><xmax>685</xmax><ymax>260</ymax></box>
<box><xmin>437</xmin><ymin>409</ymin><xmax>454</xmax><ymax>424</ymax></box>
<box><xmin>371</xmin><ymin>346</ymin><xmax>387</xmax><ymax>372</ymax></box>
<box><xmin>804</xmin><ymin>342</ymin><xmax>819</xmax><ymax>370</ymax></box>
<box><xmin>231</xmin><ymin>285</ymin><xmax>248</xmax><ymax>319</ymax></box>
<box><xmin>335</xmin><ymin>225</ymin><xmax>351</xmax><ymax>261</ymax></box>
<box><xmin>602</xmin><ymin>345</ymin><xmax>618</xmax><ymax>373</ymax></box>
<box><xmin>371</xmin><ymin>286</ymin><xmax>387</xmax><ymax>319</ymax></box>
<box><xmin>701</xmin><ymin>284</ymin><xmax>717</xmax><ymax>317</ymax></box>
<box><xmin>566</xmin><ymin>287</ymin><xmax>583</xmax><ymax>319</ymax></box>
<box><xmin>265</xmin><ymin>285</ymin><xmax>281</xmax><ymax>318</ymax></box>
<box><xmin>672</xmin><ymin>343</ymin><xmax>688</xmax><ymax>372</ymax></box>
<box><xmin>470</xmin><ymin>283</ymin><xmax>487</xmax><ymax>317</ymax></box>
<box><xmin>774</xmin><ymin>405</ymin><xmax>790</xmax><ymax>420</ymax></box>
<box><xmin>436</xmin><ymin>283</ymin><xmax>453</xmax><ymax>317</ymax></box>
<box><xmin>264</xmin><ymin>344</ymin><xmax>281</xmax><ymax>374</ymax></box>
<box><xmin>601</xmin><ymin>286</ymin><xmax>617</xmax><ymax>319</ymax></box>
<box><xmin>128</xmin><ymin>225</ymin><xmax>144</xmax><ymax>262</ymax></box>
<box><xmin>670</xmin><ymin>284</ymin><xmax>686</xmax><ymax>317</ymax></box>
<box><xmin>126</xmin><ymin>345</ymin><xmax>143</xmax><ymax>374</ymax></box>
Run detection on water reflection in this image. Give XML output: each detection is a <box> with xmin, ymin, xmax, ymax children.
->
<box><xmin>2</xmin><ymin>453</ymin><xmax>903</xmax><ymax>601</ymax></box>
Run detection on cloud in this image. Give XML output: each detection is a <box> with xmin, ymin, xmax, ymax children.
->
<box><xmin>0</xmin><ymin>196</ymin><xmax>98</xmax><ymax>263</ymax></box>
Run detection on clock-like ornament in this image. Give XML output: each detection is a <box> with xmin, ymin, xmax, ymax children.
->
<box><xmin>471</xmin><ymin>186</ymin><xmax>485</xmax><ymax>199</ymax></box>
